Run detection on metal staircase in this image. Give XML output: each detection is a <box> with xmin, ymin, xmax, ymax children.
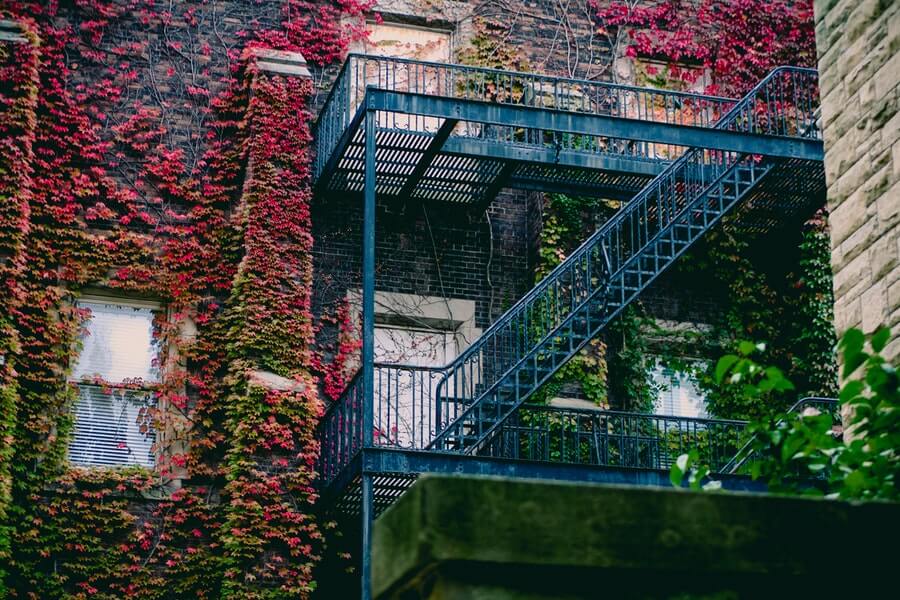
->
<box><xmin>314</xmin><ymin>58</ymin><xmax>824</xmax><ymax>505</ymax></box>
<box><xmin>313</xmin><ymin>57</ymin><xmax>825</xmax><ymax>600</ymax></box>
<box><xmin>428</xmin><ymin>67</ymin><xmax>821</xmax><ymax>454</ymax></box>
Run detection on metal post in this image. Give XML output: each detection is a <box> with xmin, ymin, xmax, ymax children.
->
<box><xmin>361</xmin><ymin>472</ymin><xmax>374</xmax><ymax>600</ymax></box>
<box><xmin>361</xmin><ymin>101</ymin><xmax>376</xmax><ymax>600</ymax></box>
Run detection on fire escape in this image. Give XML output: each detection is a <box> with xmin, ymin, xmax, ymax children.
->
<box><xmin>312</xmin><ymin>54</ymin><xmax>831</xmax><ymax>598</ymax></box>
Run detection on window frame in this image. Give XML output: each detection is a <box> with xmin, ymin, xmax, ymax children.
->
<box><xmin>649</xmin><ymin>358</ymin><xmax>709</xmax><ymax>419</ymax></box>
<box><xmin>67</xmin><ymin>293</ymin><xmax>164</xmax><ymax>469</ymax></box>
<box><xmin>355</xmin><ymin>18</ymin><xmax>456</xmax><ymax>62</ymax></box>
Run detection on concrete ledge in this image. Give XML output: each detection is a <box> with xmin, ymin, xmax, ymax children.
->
<box><xmin>0</xmin><ymin>20</ymin><xmax>29</xmax><ymax>43</ymax></box>
<box><xmin>374</xmin><ymin>474</ymin><xmax>898</xmax><ymax>599</ymax></box>
<box><xmin>248</xmin><ymin>48</ymin><xmax>311</xmax><ymax>78</ymax></box>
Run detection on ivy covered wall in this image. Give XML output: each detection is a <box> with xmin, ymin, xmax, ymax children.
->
<box><xmin>0</xmin><ymin>1</ymin><xmax>369</xmax><ymax>597</ymax></box>
<box><xmin>0</xmin><ymin>1</ymin><xmax>840</xmax><ymax>597</ymax></box>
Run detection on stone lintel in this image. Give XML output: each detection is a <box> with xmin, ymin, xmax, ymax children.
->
<box><xmin>248</xmin><ymin>48</ymin><xmax>311</xmax><ymax>78</ymax></box>
<box><xmin>248</xmin><ymin>369</ymin><xmax>307</xmax><ymax>393</ymax></box>
<box><xmin>0</xmin><ymin>19</ymin><xmax>29</xmax><ymax>44</ymax></box>
<box><xmin>374</xmin><ymin>474</ymin><xmax>898</xmax><ymax>599</ymax></box>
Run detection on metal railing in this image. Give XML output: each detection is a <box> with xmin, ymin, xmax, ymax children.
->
<box><xmin>318</xmin><ymin>362</ymin><xmax>463</xmax><ymax>484</ymax></box>
<box><xmin>427</xmin><ymin>66</ymin><xmax>820</xmax><ymax>454</ymax></box>
<box><xmin>721</xmin><ymin>396</ymin><xmax>839</xmax><ymax>474</ymax></box>
<box><xmin>488</xmin><ymin>405</ymin><xmax>748</xmax><ymax>473</ymax></box>
<box><xmin>314</xmin><ymin>54</ymin><xmax>738</xmax><ymax>182</ymax></box>
<box><xmin>318</xmin><ymin>393</ymin><xmax>837</xmax><ymax>486</ymax></box>
<box><xmin>318</xmin><ymin>372</ymin><xmax>364</xmax><ymax>484</ymax></box>
<box><xmin>318</xmin><ymin>389</ymin><xmax>750</xmax><ymax>484</ymax></box>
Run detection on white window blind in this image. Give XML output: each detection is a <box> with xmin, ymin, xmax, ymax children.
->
<box><xmin>72</xmin><ymin>300</ymin><xmax>159</xmax><ymax>384</ymax></box>
<box><xmin>651</xmin><ymin>363</ymin><xmax>708</xmax><ymax>419</ymax></box>
<box><xmin>68</xmin><ymin>299</ymin><xmax>159</xmax><ymax>468</ymax></box>
<box><xmin>68</xmin><ymin>385</ymin><xmax>155</xmax><ymax>467</ymax></box>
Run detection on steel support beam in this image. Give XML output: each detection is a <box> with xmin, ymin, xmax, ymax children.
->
<box><xmin>506</xmin><ymin>177</ymin><xmax>642</xmax><ymax>202</ymax></box>
<box><xmin>360</xmin><ymin>473</ymin><xmax>374</xmax><ymax>600</ymax></box>
<box><xmin>398</xmin><ymin>118</ymin><xmax>459</xmax><ymax>199</ymax></box>
<box><xmin>361</xmin><ymin>108</ymin><xmax>376</xmax><ymax>600</ymax></box>
<box><xmin>442</xmin><ymin>137</ymin><xmax>669</xmax><ymax>177</ymax></box>
<box><xmin>359</xmin><ymin>448</ymin><xmax>767</xmax><ymax>492</ymax></box>
<box><xmin>367</xmin><ymin>90</ymin><xmax>825</xmax><ymax>161</ymax></box>
<box><xmin>479</xmin><ymin>161</ymin><xmax>517</xmax><ymax>208</ymax></box>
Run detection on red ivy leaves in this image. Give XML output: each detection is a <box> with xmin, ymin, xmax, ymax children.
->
<box><xmin>1</xmin><ymin>0</ymin><xmax>369</xmax><ymax>597</ymax></box>
<box><xmin>597</xmin><ymin>0</ymin><xmax>816</xmax><ymax>96</ymax></box>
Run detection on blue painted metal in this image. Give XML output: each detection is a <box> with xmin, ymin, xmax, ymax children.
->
<box><xmin>427</xmin><ymin>66</ymin><xmax>822</xmax><ymax>455</ymax></box>
<box><xmin>441</xmin><ymin>137</ymin><xmax>670</xmax><ymax>176</ymax></box>
<box><xmin>360</xmin><ymin>473</ymin><xmax>373</xmax><ymax>600</ymax></box>
<box><xmin>314</xmin><ymin>56</ymin><xmax>823</xmax><ymax>208</ymax></box>
<box><xmin>314</xmin><ymin>54</ymin><xmax>738</xmax><ymax>184</ymax></box>
<box><xmin>313</xmin><ymin>66</ymin><xmax>830</xmax><ymax>579</ymax></box>
<box><xmin>359</xmin><ymin>447</ymin><xmax>769</xmax><ymax>492</ymax></box>
<box><xmin>362</xmin><ymin>108</ymin><xmax>375</xmax><ymax>449</ymax></box>
<box><xmin>360</xmin><ymin>107</ymin><xmax>376</xmax><ymax>600</ymax></box>
<box><xmin>313</xmin><ymin>55</ymin><xmax>752</xmax><ymax>203</ymax></box>
<box><xmin>366</xmin><ymin>90</ymin><xmax>823</xmax><ymax>160</ymax></box>
<box><xmin>397</xmin><ymin>117</ymin><xmax>459</xmax><ymax>199</ymax></box>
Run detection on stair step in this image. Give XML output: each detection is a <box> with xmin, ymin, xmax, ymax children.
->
<box><xmin>429</xmin><ymin>132</ymin><xmax>774</xmax><ymax>455</ymax></box>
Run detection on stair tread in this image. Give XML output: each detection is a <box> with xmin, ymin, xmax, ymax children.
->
<box><xmin>431</xmin><ymin>131</ymin><xmax>777</xmax><ymax>453</ymax></box>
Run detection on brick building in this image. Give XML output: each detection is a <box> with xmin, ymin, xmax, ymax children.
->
<box><xmin>0</xmin><ymin>1</ymin><xmax>837</xmax><ymax>598</ymax></box>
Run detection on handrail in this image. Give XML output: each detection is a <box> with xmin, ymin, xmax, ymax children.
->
<box><xmin>516</xmin><ymin>403</ymin><xmax>749</xmax><ymax>426</ymax></box>
<box><xmin>313</xmin><ymin>54</ymin><xmax>745</xmax><ymax>182</ymax></box>
<box><xmin>483</xmin><ymin>403</ymin><xmax>750</xmax><ymax>472</ymax></box>
<box><xmin>720</xmin><ymin>396</ymin><xmax>839</xmax><ymax>474</ymax></box>
<box><xmin>427</xmin><ymin>67</ymin><xmax>820</xmax><ymax>435</ymax></box>
<box><xmin>314</xmin><ymin>52</ymin><xmax>736</xmax><ymax>128</ymax></box>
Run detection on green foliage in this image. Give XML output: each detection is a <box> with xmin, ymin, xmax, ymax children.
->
<box><xmin>713</xmin><ymin>340</ymin><xmax>796</xmax><ymax>404</ymax></box>
<box><xmin>677</xmin><ymin>327</ymin><xmax>898</xmax><ymax>501</ymax></box>
<box><xmin>532</xmin><ymin>194</ymin><xmax>656</xmax><ymax>410</ymax></box>
<box><xmin>669</xmin><ymin>449</ymin><xmax>720</xmax><ymax>492</ymax></box>
<box><xmin>457</xmin><ymin>17</ymin><xmax>530</xmax><ymax>72</ymax></box>
<box><xmin>607</xmin><ymin>305</ymin><xmax>656</xmax><ymax>413</ymax></box>
<box><xmin>680</xmin><ymin>214</ymin><xmax>838</xmax><ymax>420</ymax></box>
<box><xmin>790</xmin><ymin>212</ymin><xmax>839</xmax><ymax>398</ymax></box>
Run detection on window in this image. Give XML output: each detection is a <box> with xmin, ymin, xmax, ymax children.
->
<box><xmin>375</xmin><ymin>324</ymin><xmax>461</xmax><ymax>366</ymax></box>
<box><xmin>619</xmin><ymin>57</ymin><xmax>715</xmax><ymax>160</ymax></box>
<box><xmin>67</xmin><ymin>298</ymin><xmax>160</xmax><ymax>467</ymax></box>
<box><xmin>358</xmin><ymin>21</ymin><xmax>452</xmax><ymax>62</ymax></box>
<box><xmin>650</xmin><ymin>362</ymin><xmax>708</xmax><ymax>419</ymax></box>
<box><xmin>353</xmin><ymin>21</ymin><xmax>453</xmax><ymax>133</ymax></box>
<box><xmin>353</xmin><ymin>291</ymin><xmax>479</xmax><ymax>447</ymax></box>
<box><xmin>373</xmin><ymin>323</ymin><xmax>461</xmax><ymax>447</ymax></box>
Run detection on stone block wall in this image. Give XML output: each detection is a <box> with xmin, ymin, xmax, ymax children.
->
<box><xmin>814</xmin><ymin>0</ymin><xmax>900</xmax><ymax>359</ymax></box>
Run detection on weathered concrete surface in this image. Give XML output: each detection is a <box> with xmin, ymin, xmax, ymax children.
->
<box><xmin>373</xmin><ymin>475</ymin><xmax>898</xmax><ymax>599</ymax></box>
<box><xmin>814</xmin><ymin>0</ymin><xmax>900</xmax><ymax>360</ymax></box>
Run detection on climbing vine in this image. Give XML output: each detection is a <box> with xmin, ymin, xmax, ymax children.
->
<box><xmin>790</xmin><ymin>211</ymin><xmax>839</xmax><ymax>399</ymax></box>
<box><xmin>0</xmin><ymin>16</ymin><xmax>40</xmax><ymax>587</ymax></box>
<box><xmin>0</xmin><ymin>0</ymin><xmax>369</xmax><ymax>597</ymax></box>
<box><xmin>674</xmin><ymin>212</ymin><xmax>838</xmax><ymax>420</ymax></box>
<box><xmin>597</xmin><ymin>0</ymin><xmax>817</xmax><ymax>96</ymax></box>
